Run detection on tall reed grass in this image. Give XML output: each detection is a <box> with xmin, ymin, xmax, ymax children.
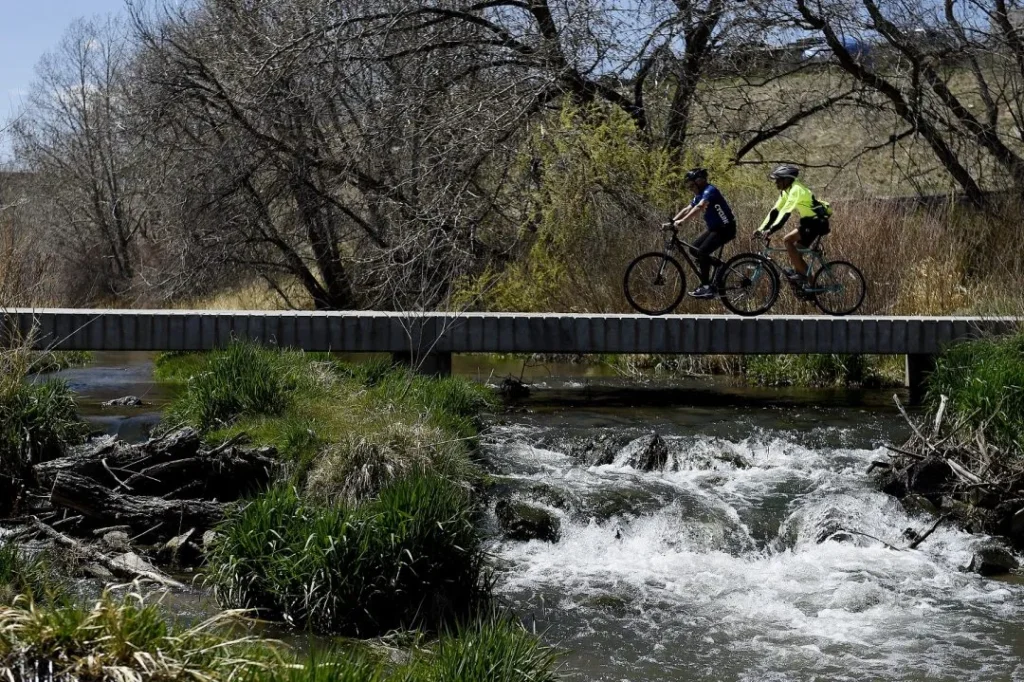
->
<box><xmin>206</xmin><ymin>477</ymin><xmax>487</xmax><ymax>636</ymax></box>
<box><xmin>0</xmin><ymin>543</ymin><xmax>65</xmax><ymax>606</ymax></box>
<box><xmin>163</xmin><ymin>342</ymin><xmax>294</xmax><ymax>430</ymax></box>
<box><xmin>0</xmin><ymin>343</ymin><xmax>88</xmax><ymax>516</ymax></box>
<box><xmin>745</xmin><ymin>354</ymin><xmax>903</xmax><ymax>388</ymax></box>
<box><xmin>927</xmin><ymin>332</ymin><xmax>1024</xmax><ymax>453</ymax></box>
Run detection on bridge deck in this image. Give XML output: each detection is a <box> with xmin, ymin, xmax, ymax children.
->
<box><xmin>1</xmin><ymin>309</ymin><xmax>1016</xmax><ymax>355</ymax></box>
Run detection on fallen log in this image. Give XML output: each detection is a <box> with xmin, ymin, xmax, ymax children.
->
<box><xmin>35</xmin><ymin>428</ymin><xmax>203</xmax><ymax>488</ymax></box>
<box><xmin>50</xmin><ymin>472</ymin><xmax>225</xmax><ymax>538</ymax></box>
<box><xmin>123</xmin><ymin>447</ymin><xmax>276</xmax><ymax>499</ymax></box>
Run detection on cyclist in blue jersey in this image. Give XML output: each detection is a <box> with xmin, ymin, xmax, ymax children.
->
<box><xmin>671</xmin><ymin>168</ymin><xmax>737</xmax><ymax>299</ymax></box>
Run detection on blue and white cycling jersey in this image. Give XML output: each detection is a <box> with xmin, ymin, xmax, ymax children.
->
<box><xmin>690</xmin><ymin>184</ymin><xmax>736</xmax><ymax>233</ymax></box>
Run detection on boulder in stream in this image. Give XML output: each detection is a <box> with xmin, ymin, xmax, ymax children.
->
<box><xmin>101</xmin><ymin>396</ymin><xmax>145</xmax><ymax>408</ymax></box>
<box><xmin>620</xmin><ymin>434</ymin><xmax>669</xmax><ymax>471</ymax></box>
<box><xmin>965</xmin><ymin>542</ymin><xmax>1020</xmax><ymax>576</ymax></box>
<box><xmin>495</xmin><ymin>499</ymin><xmax>561</xmax><ymax>542</ymax></box>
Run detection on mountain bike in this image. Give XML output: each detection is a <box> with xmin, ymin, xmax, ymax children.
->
<box><xmin>623</xmin><ymin>223</ymin><xmax>780</xmax><ymax>316</ymax></box>
<box><xmin>754</xmin><ymin>234</ymin><xmax>866</xmax><ymax>315</ymax></box>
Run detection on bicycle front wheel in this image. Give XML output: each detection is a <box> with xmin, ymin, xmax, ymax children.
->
<box><xmin>811</xmin><ymin>260</ymin><xmax>866</xmax><ymax>316</ymax></box>
<box><xmin>716</xmin><ymin>253</ymin><xmax>780</xmax><ymax>317</ymax></box>
<box><xmin>623</xmin><ymin>252</ymin><xmax>687</xmax><ymax>315</ymax></box>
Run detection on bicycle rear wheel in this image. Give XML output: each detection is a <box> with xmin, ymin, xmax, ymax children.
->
<box><xmin>716</xmin><ymin>253</ymin><xmax>780</xmax><ymax>317</ymax></box>
<box><xmin>623</xmin><ymin>252</ymin><xmax>687</xmax><ymax>315</ymax></box>
<box><xmin>811</xmin><ymin>260</ymin><xmax>866</xmax><ymax>315</ymax></box>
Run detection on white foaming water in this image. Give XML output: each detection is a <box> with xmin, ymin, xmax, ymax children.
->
<box><xmin>485</xmin><ymin>422</ymin><xmax>1024</xmax><ymax>682</ymax></box>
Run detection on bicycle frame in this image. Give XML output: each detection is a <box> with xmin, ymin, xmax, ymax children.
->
<box><xmin>656</xmin><ymin>226</ymin><xmax>725</xmax><ymax>282</ymax></box>
<box><xmin>757</xmin><ymin>238</ymin><xmax>834</xmax><ymax>294</ymax></box>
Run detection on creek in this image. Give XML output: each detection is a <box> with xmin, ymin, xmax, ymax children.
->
<box><xmin>48</xmin><ymin>353</ymin><xmax>1024</xmax><ymax>681</ymax></box>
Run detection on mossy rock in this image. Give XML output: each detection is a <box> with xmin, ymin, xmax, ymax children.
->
<box><xmin>495</xmin><ymin>500</ymin><xmax>560</xmax><ymax>542</ymax></box>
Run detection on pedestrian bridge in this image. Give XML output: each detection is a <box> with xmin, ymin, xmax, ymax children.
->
<box><xmin>3</xmin><ymin>309</ymin><xmax>1017</xmax><ymax>400</ymax></box>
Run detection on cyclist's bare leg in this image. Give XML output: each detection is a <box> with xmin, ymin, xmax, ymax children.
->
<box><xmin>782</xmin><ymin>229</ymin><xmax>808</xmax><ymax>277</ymax></box>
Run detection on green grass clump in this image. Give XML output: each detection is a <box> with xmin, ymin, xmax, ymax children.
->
<box><xmin>27</xmin><ymin>350</ymin><xmax>92</xmax><ymax>374</ymax></box>
<box><xmin>1</xmin><ymin>347</ymin><xmax>88</xmax><ymax>515</ymax></box>
<box><xmin>744</xmin><ymin>354</ymin><xmax>902</xmax><ymax>388</ymax></box>
<box><xmin>416</xmin><ymin>616</ymin><xmax>559</xmax><ymax>682</ymax></box>
<box><xmin>250</xmin><ymin>648</ymin><xmax>394</xmax><ymax>682</ymax></box>
<box><xmin>928</xmin><ymin>333</ymin><xmax>1024</xmax><ymax>451</ymax></box>
<box><xmin>0</xmin><ymin>591</ymin><xmax>280</xmax><ymax>680</ymax></box>
<box><xmin>157</xmin><ymin>346</ymin><xmax>492</xmax><ymax>492</ymax></box>
<box><xmin>0</xmin><ymin>543</ymin><xmax>66</xmax><ymax>605</ymax></box>
<box><xmin>306</xmin><ymin>422</ymin><xmax>476</xmax><ymax>505</ymax></box>
<box><xmin>163</xmin><ymin>342</ymin><xmax>295</xmax><ymax>430</ymax></box>
<box><xmin>207</xmin><ymin>475</ymin><xmax>488</xmax><ymax>636</ymax></box>
<box><xmin>248</xmin><ymin>617</ymin><xmax>559</xmax><ymax>682</ymax></box>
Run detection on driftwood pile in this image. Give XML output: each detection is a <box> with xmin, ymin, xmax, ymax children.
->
<box><xmin>873</xmin><ymin>396</ymin><xmax>1024</xmax><ymax>572</ymax></box>
<box><xmin>6</xmin><ymin>428</ymin><xmax>276</xmax><ymax>585</ymax></box>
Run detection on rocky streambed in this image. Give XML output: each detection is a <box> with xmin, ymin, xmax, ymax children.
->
<box><xmin>480</xmin><ymin>395</ymin><xmax>1024</xmax><ymax>682</ymax></box>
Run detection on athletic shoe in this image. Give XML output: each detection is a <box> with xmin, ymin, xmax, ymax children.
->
<box><xmin>689</xmin><ymin>284</ymin><xmax>716</xmax><ymax>299</ymax></box>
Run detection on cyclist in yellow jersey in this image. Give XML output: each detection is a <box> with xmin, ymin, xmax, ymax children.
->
<box><xmin>753</xmin><ymin>164</ymin><xmax>831</xmax><ymax>284</ymax></box>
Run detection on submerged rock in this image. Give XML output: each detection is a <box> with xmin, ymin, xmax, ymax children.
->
<box><xmin>538</xmin><ymin>433</ymin><xmax>626</xmax><ymax>467</ymax></box>
<box><xmin>966</xmin><ymin>542</ymin><xmax>1019</xmax><ymax>576</ymax></box>
<box><xmin>582</xmin><ymin>486</ymin><xmax>667</xmax><ymax>522</ymax></box>
<box><xmin>101</xmin><ymin>396</ymin><xmax>145</xmax><ymax>408</ymax></box>
<box><xmin>901</xmin><ymin>494</ymin><xmax>942</xmax><ymax>517</ymax></box>
<box><xmin>495</xmin><ymin>499</ymin><xmax>560</xmax><ymax>542</ymax></box>
<box><xmin>101</xmin><ymin>531</ymin><xmax>131</xmax><ymax>553</ymax></box>
<box><xmin>620</xmin><ymin>434</ymin><xmax>669</xmax><ymax>471</ymax></box>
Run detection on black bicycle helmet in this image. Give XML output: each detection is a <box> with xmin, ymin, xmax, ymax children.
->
<box><xmin>684</xmin><ymin>168</ymin><xmax>709</xmax><ymax>182</ymax></box>
<box><xmin>769</xmin><ymin>164</ymin><xmax>800</xmax><ymax>180</ymax></box>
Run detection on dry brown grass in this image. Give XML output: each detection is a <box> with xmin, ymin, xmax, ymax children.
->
<box><xmin>170</xmin><ymin>277</ymin><xmax>314</xmax><ymax>311</ymax></box>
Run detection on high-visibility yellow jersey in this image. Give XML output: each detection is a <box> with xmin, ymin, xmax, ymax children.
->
<box><xmin>759</xmin><ymin>180</ymin><xmax>819</xmax><ymax>231</ymax></box>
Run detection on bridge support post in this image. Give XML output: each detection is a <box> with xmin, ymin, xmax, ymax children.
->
<box><xmin>905</xmin><ymin>353</ymin><xmax>936</xmax><ymax>406</ymax></box>
<box><xmin>392</xmin><ymin>351</ymin><xmax>453</xmax><ymax>377</ymax></box>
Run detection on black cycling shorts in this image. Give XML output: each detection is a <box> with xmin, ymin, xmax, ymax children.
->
<box><xmin>690</xmin><ymin>229</ymin><xmax>736</xmax><ymax>259</ymax></box>
<box><xmin>797</xmin><ymin>217</ymin><xmax>830</xmax><ymax>247</ymax></box>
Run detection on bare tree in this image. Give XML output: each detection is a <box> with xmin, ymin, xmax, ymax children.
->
<box><xmin>12</xmin><ymin>17</ymin><xmax>154</xmax><ymax>298</ymax></box>
<box><xmin>774</xmin><ymin>0</ymin><xmax>1024</xmax><ymax>202</ymax></box>
<box><xmin>127</xmin><ymin>0</ymin><xmax>535</xmax><ymax>310</ymax></box>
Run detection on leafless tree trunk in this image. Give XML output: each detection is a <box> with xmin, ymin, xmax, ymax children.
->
<box><xmin>11</xmin><ymin>17</ymin><xmax>152</xmax><ymax>297</ymax></box>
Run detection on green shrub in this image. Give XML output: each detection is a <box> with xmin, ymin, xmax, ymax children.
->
<box><xmin>165</xmin><ymin>342</ymin><xmax>293</xmax><ymax>431</ymax></box>
<box><xmin>207</xmin><ymin>475</ymin><xmax>488</xmax><ymax>636</ymax></box>
<box><xmin>928</xmin><ymin>333</ymin><xmax>1024</xmax><ymax>451</ymax></box>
